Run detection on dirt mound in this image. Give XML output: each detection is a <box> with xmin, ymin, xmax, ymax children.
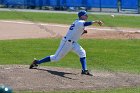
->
<box><xmin>0</xmin><ymin>65</ymin><xmax>140</xmax><ymax>92</ymax></box>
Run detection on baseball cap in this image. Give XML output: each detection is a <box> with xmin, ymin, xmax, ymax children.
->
<box><xmin>78</xmin><ymin>10</ymin><xmax>87</xmax><ymax>18</ymax></box>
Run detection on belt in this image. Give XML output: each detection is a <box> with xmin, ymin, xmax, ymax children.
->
<box><xmin>64</xmin><ymin>37</ymin><xmax>75</xmax><ymax>43</ymax></box>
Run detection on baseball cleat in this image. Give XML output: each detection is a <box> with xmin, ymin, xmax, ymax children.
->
<box><xmin>81</xmin><ymin>70</ymin><xmax>93</xmax><ymax>76</ymax></box>
<box><xmin>29</xmin><ymin>60</ymin><xmax>38</xmax><ymax>69</ymax></box>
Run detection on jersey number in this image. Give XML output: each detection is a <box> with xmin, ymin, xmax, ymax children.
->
<box><xmin>69</xmin><ymin>24</ymin><xmax>75</xmax><ymax>30</ymax></box>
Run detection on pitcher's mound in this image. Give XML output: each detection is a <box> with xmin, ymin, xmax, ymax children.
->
<box><xmin>0</xmin><ymin>65</ymin><xmax>140</xmax><ymax>92</ymax></box>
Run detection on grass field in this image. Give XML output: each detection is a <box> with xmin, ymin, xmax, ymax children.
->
<box><xmin>0</xmin><ymin>39</ymin><xmax>139</xmax><ymax>74</ymax></box>
<box><xmin>0</xmin><ymin>11</ymin><xmax>140</xmax><ymax>28</ymax></box>
<box><xmin>0</xmin><ymin>10</ymin><xmax>140</xmax><ymax>93</ymax></box>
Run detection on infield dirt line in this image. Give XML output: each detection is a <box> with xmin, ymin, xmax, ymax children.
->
<box><xmin>0</xmin><ymin>20</ymin><xmax>140</xmax><ymax>33</ymax></box>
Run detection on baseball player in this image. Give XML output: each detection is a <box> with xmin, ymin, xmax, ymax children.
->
<box><xmin>29</xmin><ymin>10</ymin><xmax>103</xmax><ymax>76</ymax></box>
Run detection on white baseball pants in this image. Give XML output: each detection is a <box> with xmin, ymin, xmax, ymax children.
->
<box><xmin>50</xmin><ymin>37</ymin><xmax>86</xmax><ymax>62</ymax></box>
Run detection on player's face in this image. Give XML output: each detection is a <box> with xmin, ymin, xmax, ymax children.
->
<box><xmin>81</xmin><ymin>15</ymin><xmax>88</xmax><ymax>20</ymax></box>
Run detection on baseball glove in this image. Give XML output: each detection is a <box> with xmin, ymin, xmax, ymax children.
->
<box><xmin>97</xmin><ymin>21</ymin><xmax>104</xmax><ymax>26</ymax></box>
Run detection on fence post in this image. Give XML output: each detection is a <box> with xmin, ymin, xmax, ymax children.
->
<box><xmin>100</xmin><ymin>0</ymin><xmax>102</xmax><ymax>12</ymax></box>
<box><xmin>117</xmin><ymin>0</ymin><xmax>121</xmax><ymax>12</ymax></box>
<box><xmin>138</xmin><ymin>0</ymin><xmax>140</xmax><ymax>13</ymax></box>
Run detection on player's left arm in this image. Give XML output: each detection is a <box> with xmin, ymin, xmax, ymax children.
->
<box><xmin>84</xmin><ymin>21</ymin><xmax>93</xmax><ymax>26</ymax></box>
<box><xmin>84</xmin><ymin>21</ymin><xmax>103</xmax><ymax>26</ymax></box>
<box><xmin>82</xmin><ymin>21</ymin><xmax>103</xmax><ymax>35</ymax></box>
<box><xmin>82</xmin><ymin>22</ymin><xmax>93</xmax><ymax>35</ymax></box>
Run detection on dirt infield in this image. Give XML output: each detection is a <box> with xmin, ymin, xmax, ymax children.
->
<box><xmin>0</xmin><ymin>65</ymin><xmax>140</xmax><ymax>92</ymax></box>
<box><xmin>0</xmin><ymin>20</ymin><xmax>140</xmax><ymax>92</ymax></box>
<box><xmin>0</xmin><ymin>20</ymin><xmax>140</xmax><ymax>40</ymax></box>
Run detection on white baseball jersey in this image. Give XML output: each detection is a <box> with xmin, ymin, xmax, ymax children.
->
<box><xmin>65</xmin><ymin>19</ymin><xmax>85</xmax><ymax>42</ymax></box>
<box><xmin>50</xmin><ymin>19</ymin><xmax>86</xmax><ymax>62</ymax></box>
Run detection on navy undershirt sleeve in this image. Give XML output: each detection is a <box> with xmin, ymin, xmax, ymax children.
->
<box><xmin>84</xmin><ymin>22</ymin><xmax>93</xmax><ymax>26</ymax></box>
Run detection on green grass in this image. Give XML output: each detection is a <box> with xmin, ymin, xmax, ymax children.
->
<box><xmin>0</xmin><ymin>11</ymin><xmax>76</xmax><ymax>24</ymax></box>
<box><xmin>15</xmin><ymin>87</ymin><xmax>140</xmax><ymax>93</ymax></box>
<box><xmin>0</xmin><ymin>39</ymin><xmax>140</xmax><ymax>73</ymax></box>
<box><xmin>0</xmin><ymin>11</ymin><xmax>140</xmax><ymax>28</ymax></box>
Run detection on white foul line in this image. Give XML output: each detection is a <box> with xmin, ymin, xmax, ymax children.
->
<box><xmin>0</xmin><ymin>20</ymin><xmax>140</xmax><ymax>33</ymax></box>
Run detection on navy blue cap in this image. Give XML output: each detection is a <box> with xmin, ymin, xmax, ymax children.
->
<box><xmin>78</xmin><ymin>10</ymin><xmax>87</xmax><ymax>18</ymax></box>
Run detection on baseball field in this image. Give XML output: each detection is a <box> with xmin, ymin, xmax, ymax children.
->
<box><xmin>0</xmin><ymin>11</ymin><xmax>140</xmax><ymax>93</ymax></box>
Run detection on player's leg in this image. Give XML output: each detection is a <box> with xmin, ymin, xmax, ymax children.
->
<box><xmin>38</xmin><ymin>40</ymin><xmax>72</xmax><ymax>62</ymax></box>
<box><xmin>29</xmin><ymin>56</ymin><xmax>51</xmax><ymax>69</ymax></box>
<box><xmin>50</xmin><ymin>40</ymin><xmax>72</xmax><ymax>62</ymax></box>
<box><xmin>72</xmin><ymin>43</ymin><xmax>92</xmax><ymax>76</ymax></box>
<box><xmin>72</xmin><ymin>43</ymin><xmax>87</xmax><ymax>70</ymax></box>
<box><xmin>29</xmin><ymin>39</ymin><xmax>72</xmax><ymax>69</ymax></box>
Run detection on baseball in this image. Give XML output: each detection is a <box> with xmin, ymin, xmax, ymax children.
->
<box><xmin>111</xmin><ymin>15</ymin><xmax>115</xmax><ymax>18</ymax></box>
